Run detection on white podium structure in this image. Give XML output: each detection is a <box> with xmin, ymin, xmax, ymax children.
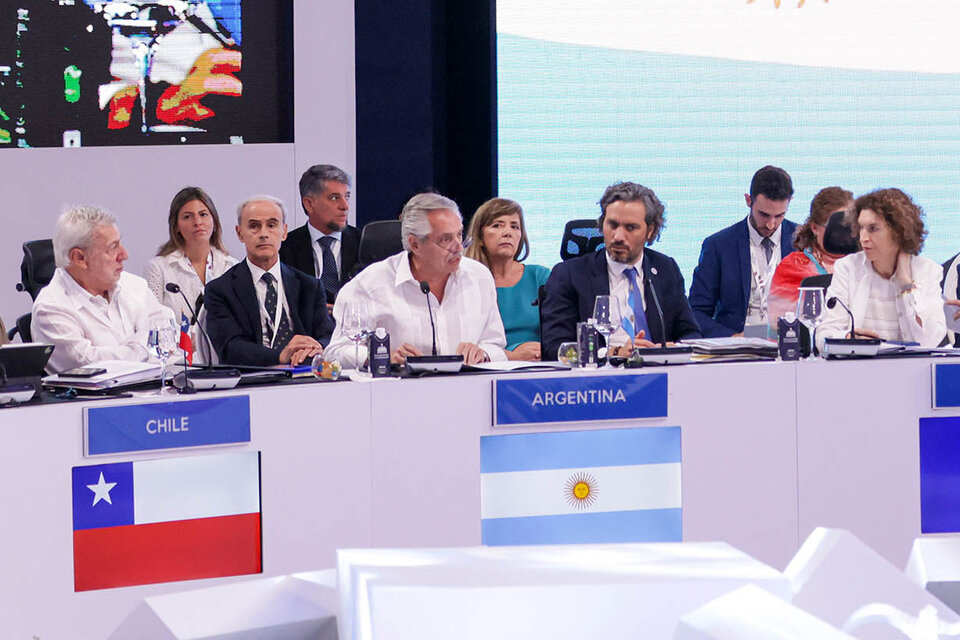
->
<box><xmin>906</xmin><ymin>537</ymin><xmax>960</xmax><ymax>617</ymax></box>
<box><xmin>336</xmin><ymin>542</ymin><xmax>788</xmax><ymax>640</ymax></box>
<box><xmin>109</xmin><ymin>570</ymin><xmax>339</xmax><ymax>640</ymax></box>
<box><xmin>784</xmin><ymin>528</ymin><xmax>960</xmax><ymax>639</ymax></box>
<box><xmin>673</xmin><ymin>584</ymin><xmax>855</xmax><ymax>639</ymax></box>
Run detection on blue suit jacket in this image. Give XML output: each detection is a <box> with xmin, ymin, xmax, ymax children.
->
<box><xmin>541</xmin><ymin>249</ymin><xmax>702</xmax><ymax>361</ymax></box>
<box><xmin>688</xmin><ymin>218</ymin><xmax>798</xmax><ymax>337</ymax></box>
<box><xmin>205</xmin><ymin>260</ymin><xmax>334</xmax><ymax>366</ymax></box>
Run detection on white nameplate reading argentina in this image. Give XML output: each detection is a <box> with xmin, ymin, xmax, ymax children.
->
<box><xmin>494</xmin><ymin>374</ymin><xmax>667</xmax><ymax>427</ymax></box>
<box><xmin>84</xmin><ymin>396</ymin><xmax>250</xmax><ymax>456</ymax></box>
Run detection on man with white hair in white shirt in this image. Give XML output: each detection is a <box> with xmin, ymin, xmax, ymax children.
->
<box><xmin>32</xmin><ymin>205</ymin><xmax>176</xmax><ymax>373</ymax></box>
<box><xmin>326</xmin><ymin>192</ymin><xmax>507</xmax><ymax>368</ymax></box>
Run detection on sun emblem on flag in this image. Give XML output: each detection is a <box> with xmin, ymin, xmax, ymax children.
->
<box><xmin>564</xmin><ymin>472</ymin><xmax>599</xmax><ymax>510</ymax></box>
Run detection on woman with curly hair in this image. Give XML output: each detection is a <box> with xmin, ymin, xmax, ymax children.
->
<box><xmin>768</xmin><ymin>186</ymin><xmax>852</xmax><ymax>324</ymax></box>
<box><xmin>818</xmin><ymin>188</ymin><xmax>946</xmax><ymax>348</ymax></box>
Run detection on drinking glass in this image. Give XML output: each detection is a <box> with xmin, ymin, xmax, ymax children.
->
<box><xmin>343</xmin><ymin>302</ymin><xmax>373</xmax><ymax>373</ymax></box>
<box><xmin>593</xmin><ymin>295</ymin><xmax>621</xmax><ymax>367</ymax></box>
<box><xmin>147</xmin><ymin>320</ymin><xmax>180</xmax><ymax>394</ymax></box>
<box><xmin>797</xmin><ymin>287</ymin><xmax>825</xmax><ymax>360</ymax></box>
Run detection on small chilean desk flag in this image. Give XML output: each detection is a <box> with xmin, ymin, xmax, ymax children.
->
<box><xmin>71</xmin><ymin>451</ymin><xmax>262</xmax><ymax>591</ymax></box>
<box><xmin>179</xmin><ymin>313</ymin><xmax>193</xmax><ymax>365</ymax></box>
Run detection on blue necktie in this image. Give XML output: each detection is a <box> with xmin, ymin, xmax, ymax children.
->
<box><xmin>621</xmin><ymin>267</ymin><xmax>650</xmax><ymax>340</ymax></box>
<box><xmin>318</xmin><ymin>236</ymin><xmax>340</xmax><ymax>299</ymax></box>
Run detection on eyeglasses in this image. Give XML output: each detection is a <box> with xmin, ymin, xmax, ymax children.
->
<box><xmin>428</xmin><ymin>233</ymin><xmax>473</xmax><ymax>253</ymax></box>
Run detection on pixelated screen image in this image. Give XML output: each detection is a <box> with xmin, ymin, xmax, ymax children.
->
<box><xmin>0</xmin><ymin>0</ymin><xmax>292</xmax><ymax>148</ymax></box>
<box><xmin>498</xmin><ymin>0</ymin><xmax>960</xmax><ymax>277</ymax></box>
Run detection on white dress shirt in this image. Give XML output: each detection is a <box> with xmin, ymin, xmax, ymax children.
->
<box><xmin>307</xmin><ymin>224</ymin><xmax>342</xmax><ymax>279</ymax></box>
<box><xmin>326</xmin><ymin>252</ymin><xmax>507</xmax><ymax>368</ymax></box>
<box><xmin>143</xmin><ymin>248</ymin><xmax>237</xmax><ymax>363</ymax></box>
<box><xmin>32</xmin><ymin>269</ymin><xmax>176</xmax><ymax>373</ymax></box>
<box><xmin>245</xmin><ymin>258</ymin><xmax>292</xmax><ymax>349</ymax></box>
<box><xmin>606</xmin><ymin>252</ymin><xmax>645</xmax><ymax>347</ymax></box>
<box><xmin>745</xmin><ymin>218</ymin><xmax>782</xmax><ymax>324</ymax></box>
<box><xmin>818</xmin><ymin>252</ymin><xmax>946</xmax><ymax>349</ymax></box>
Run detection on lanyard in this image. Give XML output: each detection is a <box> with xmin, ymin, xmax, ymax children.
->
<box><xmin>266</xmin><ymin>274</ymin><xmax>284</xmax><ymax>350</ymax></box>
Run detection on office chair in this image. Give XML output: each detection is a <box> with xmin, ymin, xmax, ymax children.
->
<box><xmin>355</xmin><ymin>220</ymin><xmax>403</xmax><ymax>275</ymax></box>
<box><xmin>16</xmin><ymin>239</ymin><xmax>56</xmax><ymax>301</ymax></box>
<box><xmin>559</xmin><ymin>219</ymin><xmax>604</xmax><ymax>261</ymax></box>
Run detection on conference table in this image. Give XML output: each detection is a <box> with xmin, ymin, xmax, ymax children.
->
<box><xmin>0</xmin><ymin>355</ymin><xmax>953</xmax><ymax>638</ymax></box>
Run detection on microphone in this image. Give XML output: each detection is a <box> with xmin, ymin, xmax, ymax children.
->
<box><xmin>826</xmin><ymin>296</ymin><xmax>856</xmax><ymax>339</ymax></box>
<box><xmin>166</xmin><ymin>283</ymin><xmax>199</xmax><ymax>394</ymax></box>
<box><xmin>165</xmin><ymin>283</ymin><xmax>241</xmax><ymax>393</ymax></box>
<box><xmin>419</xmin><ymin>281</ymin><xmax>439</xmax><ymax>356</ymax></box>
<box><xmin>644</xmin><ymin>273</ymin><xmax>668</xmax><ymax>349</ymax></box>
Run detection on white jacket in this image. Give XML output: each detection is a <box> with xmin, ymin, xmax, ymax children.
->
<box><xmin>32</xmin><ymin>269</ymin><xmax>176</xmax><ymax>373</ymax></box>
<box><xmin>818</xmin><ymin>252</ymin><xmax>946</xmax><ymax>349</ymax></box>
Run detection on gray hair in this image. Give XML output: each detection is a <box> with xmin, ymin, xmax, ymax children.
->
<box><xmin>236</xmin><ymin>195</ymin><xmax>287</xmax><ymax>224</ymax></box>
<box><xmin>598</xmin><ymin>181</ymin><xmax>666</xmax><ymax>245</ymax></box>
<box><xmin>400</xmin><ymin>193</ymin><xmax>461</xmax><ymax>251</ymax></box>
<box><xmin>299</xmin><ymin>164</ymin><xmax>351</xmax><ymax>203</ymax></box>
<box><xmin>53</xmin><ymin>205</ymin><xmax>118</xmax><ymax>268</ymax></box>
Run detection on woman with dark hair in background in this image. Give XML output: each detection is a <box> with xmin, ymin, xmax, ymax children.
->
<box><xmin>144</xmin><ymin>186</ymin><xmax>236</xmax><ymax>363</ymax></box>
<box><xmin>465</xmin><ymin>198</ymin><xmax>550</xmax><ymax>361</ymax></box>
<box><xmin>818</xmin><ymin>188</ymin><xmax>946</xmax><ymax>348</ymax></box>
<box><xmin>767</xmin><ymin>186</ymin><xmax>852</xmax><ymax>322</ymax></box>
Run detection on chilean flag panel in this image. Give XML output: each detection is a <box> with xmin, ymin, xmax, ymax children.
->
<box><xmin>71</xmin><ymin>451</ymin><xmax>262</xmax><ymax>592</ymax></box>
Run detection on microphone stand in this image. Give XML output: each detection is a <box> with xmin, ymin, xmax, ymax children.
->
<box><xmin>165</xmin><ymin>282</ymin><xmax>240</xmax><ymax>392</ymax></box>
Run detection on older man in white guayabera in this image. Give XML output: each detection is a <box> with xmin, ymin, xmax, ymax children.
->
<box><xmin>326</xmin><ymin>192</ymin><xmax>508</xmax><ymax>368</ymax></box>
<box><xmin>32</xmin><ymin>205</ymin><xmax>176</xmax><ymax>373</ymax></box>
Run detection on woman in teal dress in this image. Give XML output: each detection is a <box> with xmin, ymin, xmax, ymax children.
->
<box><xmin>466</xmin><ymin>198</ymin><xmax>551</xmax><ymax>361</ymax></box>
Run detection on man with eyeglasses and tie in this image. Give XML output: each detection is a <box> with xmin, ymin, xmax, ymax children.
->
<box><xmin>325</xmin><ymin>192</ymin><xmax>507</xmax><ymax>368</ymax></box>
<box><xmin>205</xmin><ymin>196</ymin><xmax>334</xmax><ymax>366</ymax></box>
<box><xmin>541</xmin><ymin>182</ymin><xmax>702</xmax><ymax>361</ymax></box>
<box><xmin>689</xmin><ymin>165</ymin><xmax>798</xmax><ymax>337</ymax></box>
<box><xmin>279</xmin><ymin>164</ymin><xmax>360</xmax><ymax>306</ymax></box>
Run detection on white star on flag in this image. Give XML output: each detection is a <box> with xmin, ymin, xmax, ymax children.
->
<box><xmin>87</xmin><ymin>472</ymin><xmax>117</xmax><ymax>507</ymax></box>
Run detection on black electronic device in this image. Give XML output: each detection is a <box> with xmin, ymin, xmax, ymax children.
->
<box><xmin>405</xmin><ymin>355</ymin><xmax>464</xmax><ymax>374</ymax></box>
<box><xmin>60</xmin><ymin>366</ymin><xmax>107</xmax><ymax>378</ymax></box>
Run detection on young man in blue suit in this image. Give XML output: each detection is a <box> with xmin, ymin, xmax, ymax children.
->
<box><xmin>205</xmin><ymin>196</ymin><xmax>334</xmax><ymax>367</ymax></box>
<box><xmin>541</xmin><ymin>182</ymin><xmax>702</xmax><ymax>361</ymax></box>
<box><xmin>688</xmin><ymin>166</ymin><xmax>798</xmax><ymax>337</ymax></box>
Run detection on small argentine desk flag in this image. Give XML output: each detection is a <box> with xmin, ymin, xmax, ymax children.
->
<box><xmin>480</xmin><ymin>426</ymin><xmax>682</xmax><ymax>545</ymax></box>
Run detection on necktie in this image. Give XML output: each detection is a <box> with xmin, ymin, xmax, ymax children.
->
<box><xmin>621</xmin><ymin>267</ymin><xmax>650</xmax><ymax>341</ymax></box>
<box><xmin>761</xmin><ymin>237</ymin><xmax>775</xmax><ymax>266</ymax></box>
<box><xmin>318</xmin><ymin>236</ymin><xmax>340</xmax><ymax>299</ymax></box>
<box><xmin>261</xmin><ymin>272</ymin><xmax>293</xmax><ymax>350</ymax></box>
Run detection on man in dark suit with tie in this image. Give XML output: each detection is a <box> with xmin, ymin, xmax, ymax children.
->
<box><xmin>206</xmin><ymin>196</ymin><xmax>334</xmax><ymax>366</ymax></box>
<box><xmin>688</xmin><ymin>165</ymin><xmax>798</xmax><ymax>337</ymax></box>
<box><xmin>279</xmin><ymin>164</ymin><xmax>361</xmax><ymax>304</ymax></box>
<box><xmin>541</xmin><ymin>182</ymin><xmax>702</xmax><ymax>361</ymax></box>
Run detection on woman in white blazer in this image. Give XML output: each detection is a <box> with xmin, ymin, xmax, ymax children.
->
<box><xmin>143</xmin><ymin>187</ymin><xmax>237</xmax><ymax>363</ymax></box>
<box><xmin>818</xmin><ymin>188</ymin><xmax>946</xmax><ymax>349</ymax></box>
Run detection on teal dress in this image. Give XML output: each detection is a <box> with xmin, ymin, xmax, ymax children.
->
<box><xmin>496</xmin><ymin>264</ymin><xmax>552</xmax><ymax>350</ymax></box>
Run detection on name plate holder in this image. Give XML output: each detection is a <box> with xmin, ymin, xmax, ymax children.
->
<box><xmin>932</xmin><ymin>363</ymin><xmax>960</xmax><ymax>409</ymax></box>
<box><xmin>493</xmin><ymin>373</ymin><xmax>668</xmax><ymax>427</ymax></box>
<box><xmin>84</xmin><ymin>396</ymin><xmax>251</xmax><ymax>456</ymax></box>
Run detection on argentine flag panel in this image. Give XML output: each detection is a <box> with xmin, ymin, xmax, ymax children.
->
<box><xmin>71</xmin><ymin>451</ymin><xmax>262</xmax><ymax>592</ymax></box>
<box><xmin>481</xmin><ymin>426</ymin><xmax>681</xmax><ymax>545</ymax></box>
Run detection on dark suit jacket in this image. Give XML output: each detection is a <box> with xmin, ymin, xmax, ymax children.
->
<box><xmin>541</xmin><ymin>249</ymin><xmax>702</xmax><ymax>361</ymax></box>
<box><xmin>205</xmin><ymin>260</ymin><xmax>334</xmax><ymax>366</ymax></box>
<box><xmin>688</xmin><ymin>218</ymin><xmax>798</xmax><ymax>337</ymax></box>
<box><xmin>279</xmin><ymin>224</ymin><xmax>360</xmax><ymax>302</ymax></box>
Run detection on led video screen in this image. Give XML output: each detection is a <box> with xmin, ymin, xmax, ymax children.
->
<box><xmin>0</xmin><ymin>0</ymin><xmax>292</xmax><ymax>148</ymax></box>
<box><xmin>497</xmin><ymin>0</ymin><xmax>960</xmax><ymax>278</ymax></box>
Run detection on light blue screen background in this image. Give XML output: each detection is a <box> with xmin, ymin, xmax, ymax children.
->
<box><xmin>497</xmin><ymin>30</ymin><xmax>960</xmax><ymax>283</ymax></box>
